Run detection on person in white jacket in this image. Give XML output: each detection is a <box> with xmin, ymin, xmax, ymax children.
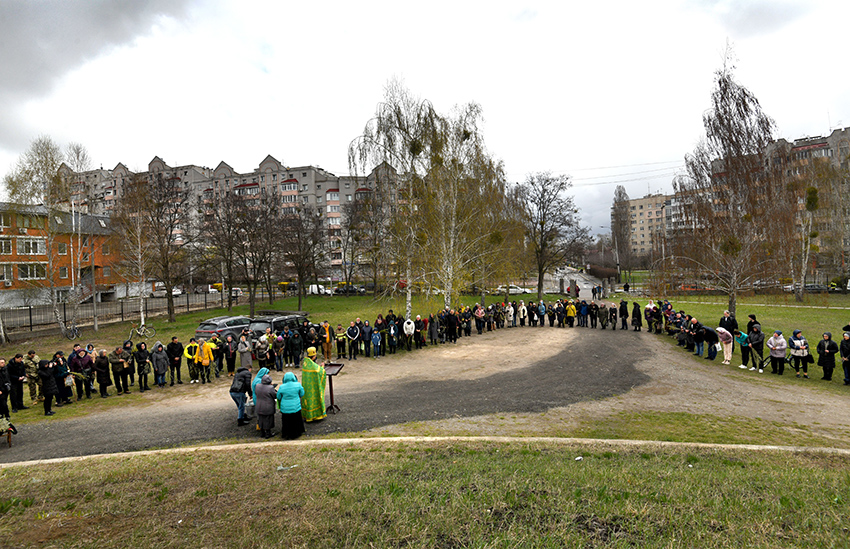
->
<box><xmin>505</xmin><ymin>302</ymin><xmax>514</xmax><ymax>328</ymax></box>
<box><xmin>518</xmin><ymin>300</ymin><xmax>528</xmax><ymax>327</ymax></box>
<box><xmin>766</xmin><ymin>330</ymin><xmax>788</xmax><ymax>375</ymax></box>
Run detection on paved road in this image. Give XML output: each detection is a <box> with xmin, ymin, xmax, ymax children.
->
<box><xmin>0</xmin><ymin>329</ymin><xmax>651</xmax><ymax>463</ymax></box>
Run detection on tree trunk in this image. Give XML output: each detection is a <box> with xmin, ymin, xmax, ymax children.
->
<box><xmin>727</xmin><ymin>291</ymin><xmax>737</xmax><ymax>318</ymax></box>
<box><xmin>537</xmin><ymin>268</ymin><xmax>545</xmax><ymax>301</ymax></box>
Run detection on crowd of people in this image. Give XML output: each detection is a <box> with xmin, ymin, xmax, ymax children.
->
<box><xmin>633</xmin><ymin>298</ymin><xmax>850</xmax><ymax>384</ymax></box>
<box><xmin>4</xmin><ymin>290</ymin><xmax>850</xmax><ymax>440</ymax></box>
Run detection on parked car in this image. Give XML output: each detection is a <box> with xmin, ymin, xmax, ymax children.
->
<box><xmin>494</xmin><ymin>285</ymin><xmax>532</xmax><ymax>295</ymax></box>
<box><xmin>194</xmin><ymin>285</ymin><xmax>220</xmax><ymax>294</ymax></box>
<box><xmin>308</xmin><ymin>284</ymin><xmax>332</xmax><ymax>295</ymax></box>
<box><xmin>151</xmin><ymin>286</ymin><xmax>183</xmax><ymax>298</ymax></box>
<box><xmin>334</xmin><ymin>284</ymin><xmax>365</xmax><ymax>295</ymax></box>
<box><xmin>804</xmin><ymin>284</ymin><xmax>829</xmax><ymax>293</ymax></box>
<box><xmin>248</xmin><ymin>311</ymin><xmax>311</xmax><ymax>340</ymax></box>
<box><xmin>194</xmin><ymin>315</ymin><xmax>252</xmax><ymax>342</ymax></box>
<box><xmin>230</xmin><ymin>287</ymin><xmax>244</xmax><ymax>297</ymax></box>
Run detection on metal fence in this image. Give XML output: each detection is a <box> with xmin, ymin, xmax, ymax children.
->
<box><xmin>0</xmin><ymin>292</ymin><xmax>237</xmax><ymax>334</ymax></box>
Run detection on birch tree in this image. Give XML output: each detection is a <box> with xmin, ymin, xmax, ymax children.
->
<box><xmin>673</xmin><ymin>54</ymin><xmax>785</xmax><ymax>315</ymax></box>
<box><xmin>112</xmin><ymin>173</ymin><xmax>153</xmax><ymax>325</ymax></box>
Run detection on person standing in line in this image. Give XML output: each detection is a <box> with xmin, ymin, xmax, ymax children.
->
<box><xmin>631</xmin><ymin>302</ymin><xmax>643</xmax><ymax>332</ymax></box>
<box><xmin>134</xmin><ymin>342</ymin><xmax>151</xmax><ymax>392</ymax></box>
<box><xmin>94</xmin><ymin>350</ymin><xmax>112</xmax><ymax>398</ymax></box>
<box><xmin>237</xmin><ymin>334</ymin><xmax>253</xmax><ymax>370</ymax></box>
<box><xmin>346</xmin><ymin>321</ymin><xmax>360</xmax><ymax>360</ymax></box>
<box><xmin>788</xmin><ymin>330</ymin><xmax>810</xmax><ymax>379</ymax></box>
<box><xmin>320</xmin><ymin>321</ymin><xmax>334</xmax><ymax>363</ymax></box>
<box><xmin>7</xmin><ymin>354</ymin><xmax>28</xmax><ymax>412</ymax></box>
<box><xmin>335</xmin><ymin>323</ymin><xmax>347</xmax><ymax>360</ymax></box>
<box><xmin>68</xmin><ymin>348</ymin><xmax>92</xmax><ymax>400</ymax></box>
<box><xmin>766</xmin><ymin>330</ymin><xmax>788</xmax><ymax>375</ymax></box>
<box><xmin>109</xmin><ymin>346</ymin><xmax>132</xmax><ymax>395</ymax></box>
<box><xmin>37</xmin><ymin>359</ymin><xmax>59</xmax><ymax>416</ymax></box>
<box><xmin>619</xmin><ymin>299</ymin><xmax>629</xmax><ymax>330</ymax></box>
<box><xmin>23</xmin><ymin>350</ymin><xmax>42</xmax><ymax>405</ymax></box>
<box><xmin>277</xmin><ymin>371</ymin><xmax>305</xmax><ymax>440</ymax></box>
<box><xmin>840</xmin><ymin>332</ymin><xmax>850</xmax><ymax>385</ymax></box>
<box><xmin>817</xmin><ymin>332</ymin><xmax>839</xmax><ymax>381</ymax></box>
<box><xmin>195</xmin><ymin>338</ymin><xmax>214</xmax><ymax>384</ymax></box>
<box><xmin>0</xmin><ymin>359</ymin><xmax>10</xmax><ymax>419</ymax></box>
<box><xmin>184</xmin><ymin>338</ymin><xmax>200</xmax><ymax>383</ymax></box>
<box><xmin>747</xmin><ymin>324</ymin><xmax>765</xmax><ymax>373</ymax></box>
<box><xmin>151</xmin><ymin>341</ymin><xmax>169</xmax><ymax>388</ymax></box>
<box><xmin>371</xmin><ymin>328</ymin><xmax>382</xmax><ymax>358</ymax></box>
<box><xmin>518</xmin><ymin>300</ymin><xmax>527</xmax><ymax>327</ymax></box>
<box><xmin>254</xmin><ymin>374</ymin><xmax>277</xmax><ymax>438</ymax></box>
<box><xmin>403</xmin><ymin>317</ymin><xmax>414</xmax><ymax>351</ymax></box>
<box><xmin>289</xmin><ymin>330</ymin><xmax>304</xmax><ymax>367</ymax></box>
<box><xmin>166</xmin><ymin>336</ymin><xmax>184</xmax><ymax>385</ymax></box>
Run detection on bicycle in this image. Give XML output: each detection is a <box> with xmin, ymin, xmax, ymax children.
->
<box><xmin>63</xmin><ymin>323</ymin><xmax>81</xmax><ymax>340</ymax></box>
<box><xmin>129</xmin><ymin>322</ymin><xmax>157</xmax><ymax>341</ymax></box>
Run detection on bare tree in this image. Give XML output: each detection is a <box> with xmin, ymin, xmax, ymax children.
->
<box><xmin>516</xmin><ymin>172</ymin><xmax>589</xmax><ymax>299</ymax></box>
<box><xmin>112</xmin><ymin>173</ymin><xmax>153</xmax><ymax>324</ymax></box>
<box><xmin>610</xmin><ymin>185</ymin><xmax>631</xmax><ymax>281</ymax></box>
<box><xmin>349</xmin><ymin>79</ymin><xmax>439</xmax><ymax>318</ymax></box>
<box><xmin>203</xmin><ymin>192</ymin><xmax>243</xmax><ymax>311</ymax></box>
<box><xmin>278</xmin><ymin>204</ymin><xmax>327</xmax><ymax>311</ymax></box>
<box><xmin>144</xmin><ymin>172</ymin><xmax>194</xmax><ymax>322</ymax></box>
<box><xmin>673</xmin><ymin>53</ymin><xmax>784</xmax><ymax>315</ymax></box>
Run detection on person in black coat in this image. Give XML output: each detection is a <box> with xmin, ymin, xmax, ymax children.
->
<box><xmin>94</xmin><ymin>350</ymin><xmax>112</xmax><ymax>397</ymax></box>
<box><xmin>608</xmin><ymin>304</ymin><xmax>618</xmax><ymax>330</ymax></box>
<box><xmin>7</xmin><ymin>354</ymin><xmax>28</xmax><ymax>412</ymax></box>
<box><xmin>817</xmin><ymin>332</ymin><xmax>839</xmax><ymax>381</ymax></box>
<box><xmin>747</xmin><ymin>324</ymin><xmax>765</xmax><ymax>372</ymax></box>
<box><xmin>840</xmin><ymin>332</ymin><xmax>850</xmax><ymax>385</ymax></box>
<box><xmin>133</xmin><ymin>342</ymin><xmax>151</xmax><ymax>392</ymax></box>
<box><xmin>37</xmin><ymin>359</ymin><xmax>60</xmax><ymax>416</ymax></box>
<box><xmin>166</xmin><ymin>337</ymin><xmax>184</xmax><ymax>385</ymax></box>
<box><xmin>631</xmin><ymin>302</ymin><xmax>642</xmax><ymax>331</ymax></box>
<box><xmin>619</xmin><ymin>300</ymin><xmax>629</xmax><ymax>330</ymax></box>
<box><xmin>719</xmin><ymin>310</ymin><xmax>738</xmax><ymax>351</ymax></box>
<box><xmin>0</xmin><ymin>359</ymin><xmax>10</xmax><ymax>419</ymax></box>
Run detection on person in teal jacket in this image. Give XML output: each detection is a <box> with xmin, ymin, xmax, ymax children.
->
<box><xmin>734</xmin><ymin>330</ymin><xmax>750</xmax><ymax>369</ymax></box>
<box><xmin>251</xmin><ymin>367</ymin><xmax>269</xmax><ymax>406</ymax></box>
<box><xmin>276</xmin><ymin>372</ymin><xmax>305</xmax><ymax>439</ymax></box>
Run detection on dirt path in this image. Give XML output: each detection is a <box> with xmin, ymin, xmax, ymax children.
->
<box><xmin>3</xmin><ymin>318</ymin><xmax>850</xmax><ymax>463</ymax></box>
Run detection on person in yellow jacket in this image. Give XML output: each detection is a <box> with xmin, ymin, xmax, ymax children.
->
<box><xmin>565</xmin><ymin>301</ymin><xmax>577</xmax><ymax>328</ymax></box>
<box><xmin>184</xmin><ymin>338</ymin><xmax>200</xmax><ymax>383</ymax></box>
<box><xmin>194</xmin><ymin>338</ymin><xmax>214</xmax><ymax>384</ymax></box>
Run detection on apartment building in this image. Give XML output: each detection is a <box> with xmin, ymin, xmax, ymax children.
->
<box><xmin>619</xmin><ymin>193</ymin><xmax>671</xmax><ymax>255</ymax></box>
<box><xmin>0</xmin><ymin>204</ymin><xmax>122</xmax><ymax>307</ymax></box>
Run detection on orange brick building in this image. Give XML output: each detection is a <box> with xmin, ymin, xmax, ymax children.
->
<box><xmin>0</xmin><ymin>203</ymin><xmax>123</xmax><ymax>306</ymax></box>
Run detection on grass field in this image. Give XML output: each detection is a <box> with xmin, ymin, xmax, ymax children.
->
<box><xmin>1</xmin><ymin>439</ymin><xmax>848</xmax><ymax>548</ymax></box>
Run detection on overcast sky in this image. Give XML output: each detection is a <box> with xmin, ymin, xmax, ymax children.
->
<box><xmin>1</xmin><ymin>0</ymin><xmax>848</xmax><ymax>234</ymax></box>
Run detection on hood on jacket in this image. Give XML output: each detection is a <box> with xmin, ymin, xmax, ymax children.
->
<box><xmin>283</xmin><ymin>371</ymin><xmax>298</xmax><ymax>383</ymax></box>
<box><xmin>823</xmin><ymin>332</ymin><xmax>832</xmax><ymax>339</ymax></box>
<box><xmin>752</xmin><ymin>324</ymin><xmax>761</xmax><ymax>331</ymax></box>
<box><xmin>793</xmin><ymin>329</ymin><xmax>802</xmax><ymax>337</ymax></box>
<box><xmin>152</xmin><ymin>340</ymin><xmax>164</xmax><ymax>353</ymax></box>
<box><xmin>136</xmin><ymin>342</ymin><xmax>147</xmax><ymax>351</ymax></box>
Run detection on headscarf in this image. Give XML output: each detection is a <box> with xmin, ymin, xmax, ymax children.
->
<box><xmin>252</xmin><ymin>367</ymin><xmax>269</xmax><ymax>403</ymax></box>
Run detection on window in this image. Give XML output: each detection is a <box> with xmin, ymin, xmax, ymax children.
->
<box><xmin>57</xmin><ymin>242</ymin><xmax>67</xmax><ymax>255</ymax></box>
<box><xmin>17</xmin><ymin>263</ymin><xmax>46</xmax><ymax>280</ymax></box>
<box><xmin>282</xmin><ymin>195</ymin><xmax>297</xmax><ymax>203</ymax></box>
<box><xmin>102</xmin><ymin>244</ymin><xmax>110</xmax><ymax>255</ymax></box>
<box><xmin>54</xmin><ymin>215</ymin><xmax>63</xmax><ymax>225</ymax></box>
<box><xmin>346</xmin><ymin>194</ymin><xmax>352</xmax><ymax>202</ymax></box>
<box><xmin>103</xmin><ymin>266</ymin><xmax>111</xmax><ymax>277</ymax></box>
<box><xmin>272</xmin><ymin>174</ymin><xmax>277</xmax><ymax>181</ymax></box>
<box><xmin>344</xmin><ymin>182</ymin><xmax>350</xmax><ymax>189</ymax></box>
<box><xmin>302</xmin><ymin>184</ymin><xmax>308</xmax><ymax>191</ymax></box>
<box><xmin>0</xmin><ymin>264</ymin><xmax>12</xmax><ymax>281</ymax></box>
<box><xmin>302</xmin><ymin>196</ymin><xmax>309</xmax><ymax>204</ymax></box>
<box><xmin>98</xmin><ymin>219</ymin><xmax>106</xmax><ymax>228</ymax></box>
<box><xmin>302</xmin><ymin>172</ymin><xmax>307</xmax><ymax>177</ymax></box>
<box><xmin>639</xmin><ymin>205</ymin><xmax>643</xmax><ymax>209</ymax></box>
<box><xmin>317</xmin><ymin>184</ymin><xmax>321</xmax><ymax>190</ymax></box>
<box><xmin>630</xmin><ymin>206</ymin><xmax>636</xmax><ymax>210</ymax></box>
<box><xmin>316</xmin><ymin>196</ymin><xmax>323</xmax><ymax>204</ymax></box>
<box><xmin>327</xmin><ymin>205</ymin><xmax>340</xmax><ymax>213</ymax></box>
<box><xmin>0</xmin><ymin>213</ymin><xmax>9</xmax><ymax>228</ymax></box>
<box><xmin>328</xmin><ymin>217</ymin><xmax>341</xmax><ymax>226</ymax></box>
<box><xmin>327</xmin><ymin>192</ymin><xmax>339</xmax><ymax>201</ymax></box>
<box><xmin>17</xmin><ymin>238</ymin><xmax>46</xmax><ymax>255</ymax></box>
<box><xmin>332</xmin><ymin>252</ymin><xmax>342</xmax><ymax>260</ymax></box>
<box><xmin>0</xmin><ymin>240</ymin><xmax>11</xmax><ymax>255</ymax></box>
<box><xmin>59</xmin><ymin>267</ymin><xmax>68</xmax><ymax>279</ymax></box>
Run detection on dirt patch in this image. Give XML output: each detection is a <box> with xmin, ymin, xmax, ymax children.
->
<box><xmin>3</xmin><ymin>319</ymin><xmax>850</xmax><ymax>463</ymax></box>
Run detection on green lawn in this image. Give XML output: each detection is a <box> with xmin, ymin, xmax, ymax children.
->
<box><xmin>1</xmin><ymin>440</ymin><xmax>848</xmax><ymax>548</ymax></box>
